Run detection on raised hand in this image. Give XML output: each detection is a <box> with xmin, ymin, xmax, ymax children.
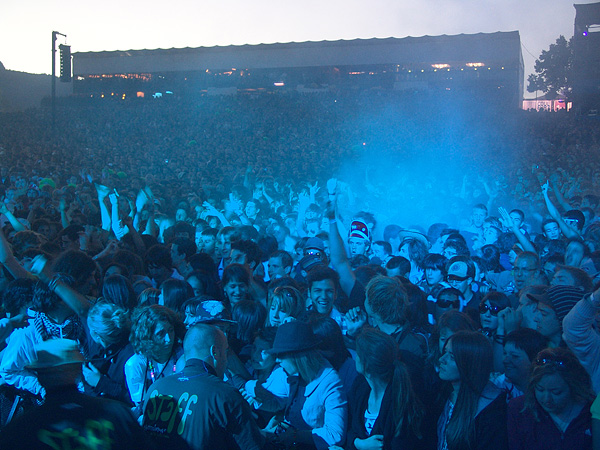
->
<box><xmin>498</xmin><ymin>207</ymin><xmax>514</xmax><ymax>229</ymax></box>
<box><xmin>108</xmin><ymin>193</ymin><xmax>119</xmax><ymax>206</ymax></box>
<box><xmin>309</xmin><ymin>181</ymin><xmax>320</xmax><ymax>197</ymax></box>
<box><xmin>541</xmin><ymin>180</ymin><xmax>550</xmax><ymax>196</ymax></box>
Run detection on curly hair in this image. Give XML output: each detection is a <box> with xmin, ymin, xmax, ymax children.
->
<box><xmin>1</xmin><ymin>278</ymin><xmax>36</xmax><ymax>316</ymax></box>
<box><xmin>52</xmin><ymin>249</ymin><xmax>97</xmax><ymax>294</ymax></box>
<box><xmin>129</xmin><ymin>305</ymin><xmax>185</xmax><ymax>360</ymax></box>
<box><xmin>31</xmin><ymin>273</ymin><xmax>75</xmax><ymax>314</ymax></box>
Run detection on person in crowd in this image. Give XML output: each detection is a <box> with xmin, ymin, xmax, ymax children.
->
<box><xmin>446</xmin><ymin>257</ymin><xmax>481</xmax><ymax>315</ymax></box>
<box><xmin>550</xmin><ymin>264</ymin><xmax>594</xmax><ymax>292</ymax></box>
<box><xmin>0</xmin><ymin>339</ymin><xmax>151</xmax><ymax>449</ymax></box>
<box><xmin>528</xmin><ymin>285</ymin><xmax>586</xmax><ymax>348</ymax></box>
<box><xmin>181</xmin><ymin>297</ymin><xmax>234</xmax><ymax>330</ymax></box>
<box><xmin>461</xmin><ymin>204</ymin><xmax>488</xmax><ymax>248</ymax></box>
<box><xmin>478</xmin><ymin>291</ymin><xmax>511</xmax><ymax>370</ymax></box>
<box><xmin>371</xmin><ymin>240</ymin><xmax>392</xmax><ymax>267</ymax></box>
<box><xmin>303</xmin><ymin>237</ymin><xmax>329</xmax><ymax>266</ymax></box>
<box><xmin>348</xmin><ymin>275</ymin><xmax>428</xmax><ymax>360</ymax></box>
<box><xmin>238</xmin><ymin>326</ymin><xmax>290</xmax><ymax>418</ymax></box>
<box><xmin>145</xmin><ymin>244</ymin><xmax>180</xmax><ymax>288</ymax></box>
<box><xmin>231</xmin><ymin>299</ymin><xmax>267</xmax><ymax>360</ymax></box>
<box><xmin>442</xmin><ymin>233</ymin><xmax>471</xmax><ymax>260</ymax></box>
<box><xmin>437</xmin><ymin>330</ymin><xmax>508</xmax><ymax>450</ymax></box>
<box><xmin>385</xmin><ymin>256</ymin><xmax>412</xmax><ymax>279</ymax></box>
<box><xmin>0</xmin><ymin>274</ymin><xmax>88</xmax><ymax>398</ymax></box>
<box><xmin>507</xmin><ymin>347</ymin><xmax>594</xmax><ymax>450</ymax></box>
<box><xmin>0</xmin><ymin>278</ymin><xmax>35</xmax><ymax>343</ymax></box>
<box><xmin>419</xmin><ymin>252</ymin><xmax>449</xmax><ymax>296</ymax></box>
<box><xmin>348</xmin><ymin>220</ymin><xmax>371</xmax><ymax>258</ymax></box>
<box><xmin>84</xmin><ymin>300</ymin><xmax>135</xmax><ymax>405</ymax></box>
<box><xmin>159</xmin><ymin>278</ymin><xmax>194</xmax><ymax>318</ymax></box>
<box><xmin>229</xmin><ymin>239</ymin><xmax>268</xmax><ymax>301</ymax></box>
<box><xmin>216</xmin><ymin>226</ymin><xmax>239</xmax><ymax>277</ymax></box>
<box><xmin>222</xmin><ymin>263</ymin><xmax>253</xmax><ymax>306</ymax></box>
<box><xmin>311</xmin><ymin>316</ymin><xmax>358</xmax><ymax>395</ymax></box>
<box><xmin>399</xmin><ymin>237</ymin><xmax>429</xmax><ymax>284</ymax></box>
<box><xmin>433</xmin><ymin>287</ymin><xmax>464</xmax><ymax>323</ymax></box>
<box><xmin>512</xmin><ymin>252</ymin><xmax>545</xmax><ymax>299</ymax></box>
<box><xmin>492</xmin><ymin>328</ymin><xmax>548</xmax><ymax>400</ymax></box>
<box><xmin>137</xmin><ymin>286</ymin><xmax>160</xmax><ymax>307</ymax></box>
<box><xmin>268</xmin><ymin>249</ymin><xmax>294</xmax><ymax>280</ymax></box>
<box><xmin>303</xmin><ymin>266</ymin><xmax>348</xmax><ymax>328</ymax></box>
<box><xmin>185</xmin><ymin>266</ymin><xmax>220</xmax><ymax>299</ymax></box>
<box><xmin>265</xmin><ymin>320</ymin><xmax>347</xmax><ymax>450</ymax></box>
<box><xmin>5</xmin><ymin>84</ymin><xmax>600</xmax><ymax>449</ymax></box>
<box><xmin>541</xmin><ymin>218</ymin><xmax>563</xmax><ymax>242</ymax></box>
<box><xmin>562</xmin><ymin>282</ymin><xmax>600</xmax><ymax>392</ymax></box>
<box><xmin>101</xmin><ymin>273</ymin><xmax>137</xmax><ymax>310</ymax></box>
<box><xmin>169</xmin><ymin>237</ymin><xmax>196</xmax><ymax>278</ymax></box>
<box><xmin>479</xmin><ymin>291</ymin><xmax>511</xmax><ymax>336</ymax></box>
<box><xmin>125</xmin><ymin>305</ymin><xmax>185</xmax><ymax>414</ymax></box>
<box><xmin>199</xmin><ymin>227</ymin><xmax>218</xmax><ymax>260</ymax></box>
<box><xmin>142</xmin><ymin>323</ymin><xmax>264</xmax><ymax>450</ymax></box>
<box><xmin>267</xmin><ymin>285</ymin><xmax>305</xmax><ymax>327</ymax></box>
<box><xmin>344</xmin><ymin>328</ymin><xmax>424</xmax><ymax>450</ymax></box>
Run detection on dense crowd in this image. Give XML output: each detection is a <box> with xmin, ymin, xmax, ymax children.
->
<box><xmin>0</xmin><ymin>90</ymin><xmax>599</xmax><ymax>449</ymax></box>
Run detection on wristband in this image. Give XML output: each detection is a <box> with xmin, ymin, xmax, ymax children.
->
<box><xmin>47</xmin><ymin>276</ymin><xmax>60</xmax><ymax>292</ymax></box>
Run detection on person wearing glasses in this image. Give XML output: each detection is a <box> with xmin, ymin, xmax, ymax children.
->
<box><xmin>303</xmin><ymin>237</ymin><xmax>328</xmax><ymax>265</ymax></box>
<box><xmin>511</xmin><ymin>252</ymin><xmax>545</xmax><ymax>298</ymax></box>
<box><xmin>479</xmin><ymin>292</ymin><xmax>511</xmax><ymax>335</ymax></box>
<box><xmin>479</xmin><ymin>292</ymin><xmax>511</xmax><ymax>371</ymax></box>
<box><xmin>434</xmin><ymin>287</ymin><xmax>464</xmax><ymax>323</ymax></box>
<box><xmin>445</xmin><ymin>257</ymin><xmax>481</xmax><ymax>319</ymax></box>
<box><xmin>507</xmin><ymin>347</ymin><xmax>594</xmax><ymax>450</ymax></box>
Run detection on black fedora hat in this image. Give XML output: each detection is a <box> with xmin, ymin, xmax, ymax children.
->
<box><xmin>268</xmin><ymin>320</ymin><xmax>321</xmax><ymax>355</ymax></box>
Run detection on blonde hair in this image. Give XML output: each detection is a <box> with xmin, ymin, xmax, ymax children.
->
<box><xmin>87</xmin><ymin>300</ymin><xmax>131</xmax><ymax>346</ymax></box>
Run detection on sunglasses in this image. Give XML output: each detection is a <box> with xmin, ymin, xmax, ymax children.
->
<box><xmin>479</xmin><ymin>303</ymin><xmax>503</xmax><ymax>316</ymax></box>
<box><xmin>447</xmin><ymin>274</ymin><xmax>469</xmax><ymax>282</ymax></box>
<box><xmin>437</xmin><ymin>299</ymin><xmax>460</xmax><ymax>309</ymax></box>
<box><xmin>535</xmin><ymin>357</ymin><xmax>566</xmax><ymax>368</ymax></box>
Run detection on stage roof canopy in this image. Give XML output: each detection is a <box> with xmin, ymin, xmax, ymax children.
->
<box><xmin>74</xmin><ymin>31</ymin><xmax>523</xmax><ymax>75</ymax></box>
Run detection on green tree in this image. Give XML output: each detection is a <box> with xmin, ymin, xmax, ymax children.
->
<box><xmin>527</xmin><ymin>35</ymin><xmax>573</xmax><ymax>97</ymax></box>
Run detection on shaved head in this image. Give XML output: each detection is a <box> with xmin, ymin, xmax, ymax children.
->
<box><xmin>184</xmin><ymin>324</ymin><xmax>228</xmax><ymax>377</ymax></box>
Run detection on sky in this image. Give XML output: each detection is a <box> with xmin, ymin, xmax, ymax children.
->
<box><xmin>0</xmin><ymin>0</ymin><xmax>590</xmax><ymax>92</ymax></box>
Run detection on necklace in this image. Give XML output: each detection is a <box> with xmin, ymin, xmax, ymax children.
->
<box><xmin>148</xmin><ymin>351</ymin><xmax>176</xmax><ymax>384</ymax></box>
